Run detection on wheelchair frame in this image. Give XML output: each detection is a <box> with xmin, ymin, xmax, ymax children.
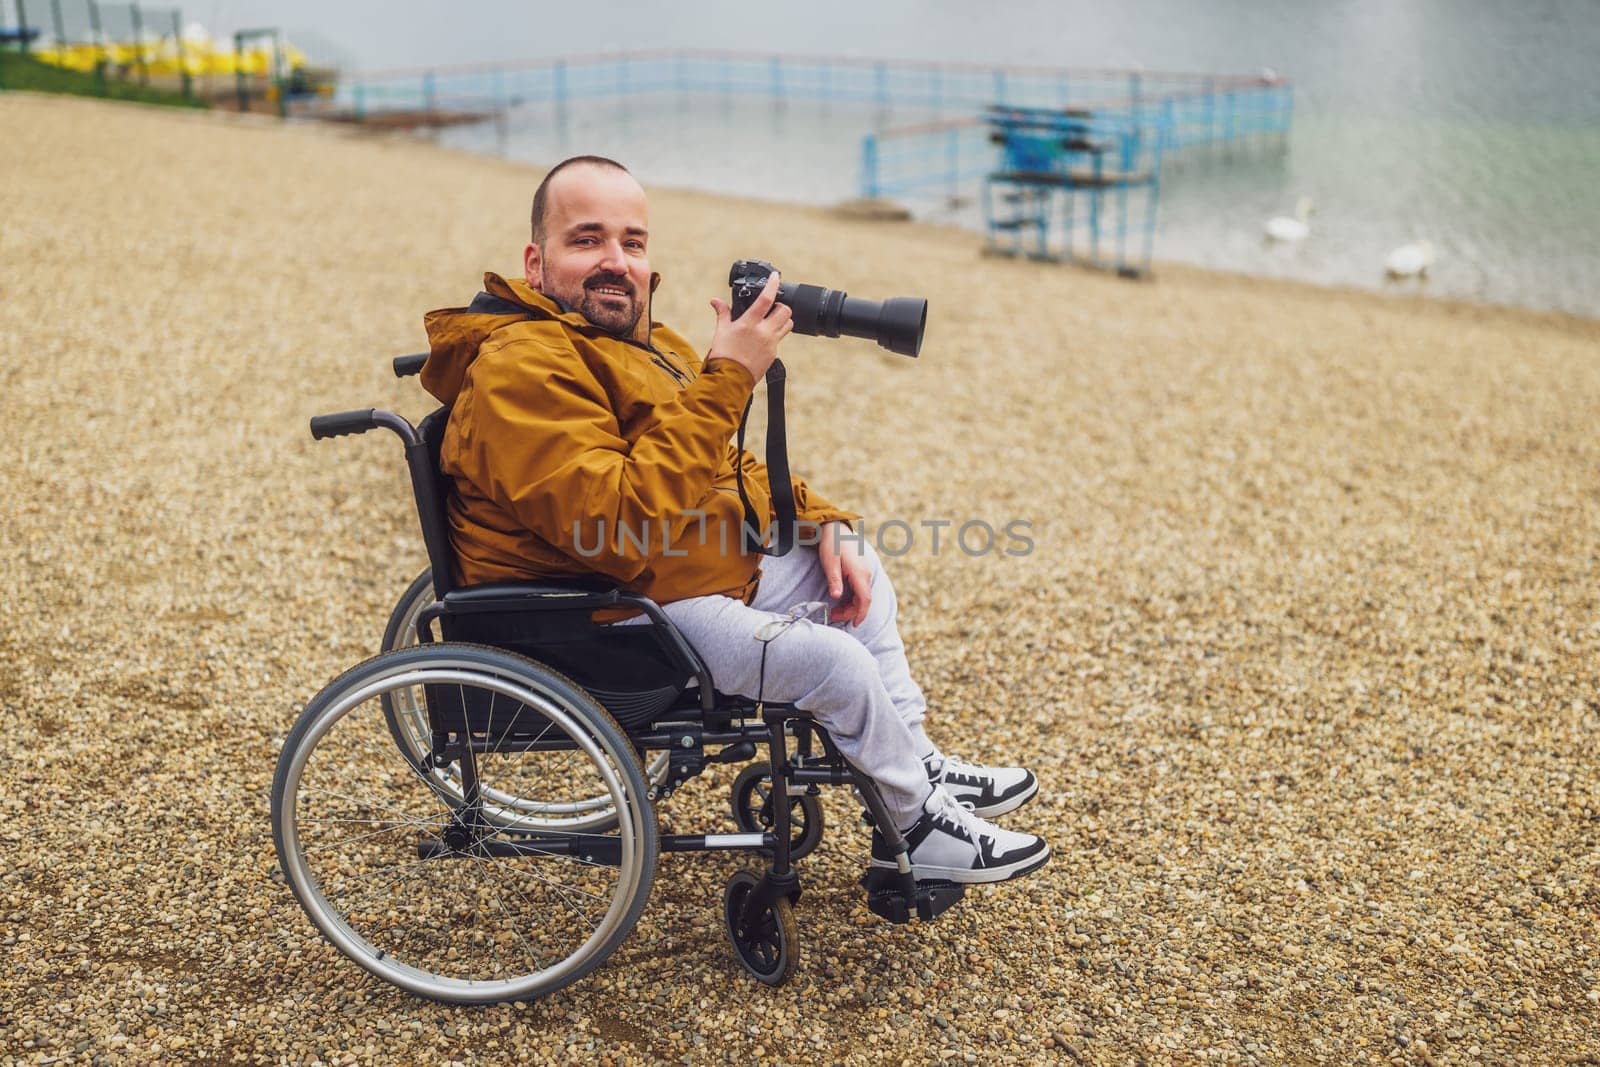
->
<box><xmin>269</xmin><ymin>354</ymin><xmax>964</xmax><ymax>1004</ymax></box>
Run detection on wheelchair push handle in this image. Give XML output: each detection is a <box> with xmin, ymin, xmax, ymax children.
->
<box><xmin>393</xmin><ymin>353</ymin><xmax>428</xmax><ymax>378</ymax></box>
<box><xmin>310</xmin><ymin>409</ymin><xmax>380</xmax><ymax>440</ymax></box>
<box><xmin>310</xmin><ymin>408</ymin><xmax>419</xmax><ymax>447</ymax></box>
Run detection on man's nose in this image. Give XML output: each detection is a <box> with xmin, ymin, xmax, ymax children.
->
<box><xmin>597</xmin><ymin>241</ymin><xmax>627</xmax><ymax>272</ymax></box>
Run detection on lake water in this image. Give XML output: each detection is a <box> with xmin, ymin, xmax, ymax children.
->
<box><xmin>407</xmin><ymin>0</ymin><xmax>1600</xmax><ymax>317</ymax></box>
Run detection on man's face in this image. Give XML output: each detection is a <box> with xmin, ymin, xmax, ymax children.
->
<box><xmin>525</xmin><ymin>165</ymin><xmax>651</xmax><ymax>336</ymax></box>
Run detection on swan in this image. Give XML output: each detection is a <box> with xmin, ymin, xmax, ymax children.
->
<box><xmin>1264</xmin><ymin>196</ymin><xmax>1314</xmax><ymax>242</ymax></box>
<box><xmin>1384</xmin><ymin>239</ymin><xmax>1436</xmax><ymax>278</ymax></box>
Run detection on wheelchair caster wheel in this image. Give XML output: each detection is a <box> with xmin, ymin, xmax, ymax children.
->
<box><xmin>723</xmin><ymin>870</ymin><xmax>799</xmax><ymax>986</ymax></box>
<box><xmin>730</xmin><ymin>762</ymin><xmax>824</xmax><ymax>860</ymax></box>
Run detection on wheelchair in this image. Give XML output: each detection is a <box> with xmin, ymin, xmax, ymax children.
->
<box><xmin>270</xmin><ymin>353</ymin><xmax>967</xmax><ymax>1004</ymax></box>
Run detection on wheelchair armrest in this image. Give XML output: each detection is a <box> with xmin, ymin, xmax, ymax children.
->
<box><xmin>442</xmin><ymin>578</ymin><xmax>620</xmax><ymax>615</ymax></box>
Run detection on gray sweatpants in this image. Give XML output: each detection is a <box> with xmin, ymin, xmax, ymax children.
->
<box><xmin>625</xmin><ymin>539</ymin><xmax>937</xmax><ymax>829</ymax></box>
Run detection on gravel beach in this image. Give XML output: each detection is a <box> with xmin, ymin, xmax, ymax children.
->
<box><xmin>3</xmin><ymin>92</ymin><xmax>1598</xmax><ymax>1065</ymax></box>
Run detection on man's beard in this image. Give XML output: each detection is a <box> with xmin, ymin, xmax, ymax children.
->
<box><xmin>566</xmin><ymin>273</ymin><xmax>643</xmax><ymax>336</ymax></box>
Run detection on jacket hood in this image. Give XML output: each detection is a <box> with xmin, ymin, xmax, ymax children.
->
<box><xmin>421</xmin><ymin>270</ymin><xmax>661</xmax><ymax>404</ymax></box>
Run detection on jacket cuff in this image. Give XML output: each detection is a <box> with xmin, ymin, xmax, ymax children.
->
<box><xmin>701</xmin><ymin>356</ymin><xmax>758</xmax><ymax>392</ymax></box>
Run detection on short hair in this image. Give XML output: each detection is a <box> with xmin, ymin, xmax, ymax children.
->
<box><xmin>529</xmin><ymin>155</ymin><xmax>631</xmax><ymax>245</ymax></box>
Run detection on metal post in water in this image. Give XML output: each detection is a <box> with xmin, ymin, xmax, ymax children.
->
<box><xmin>861</xmin><ymin>133</ymin><xmax>880</xmax><ymax>200</ymax></box>
<box><xmin>946</xmin><ymin>125</ymin><xmax>959</xmax><ymax>199</ymax></box>
<box><xmin>1117</xmin><ymin>123</ymin><xmax>1131</xmax><ymax>273</ymax></box>
<box><xmin>1089</xmin><ymin>151</ymin><xmax>1103</xmax><ymax>265</ymax></box>
<box><xmin>993</xmin><ymin>68</ymin><xmax>1007</xmax><ymax>105</ymax></box>
<box><xmin>874</xmin><ymin>61</ymin><xmax>887</xmax><ymax>109</ymax></box>
<box><xmin>1142</xmin><ymin>98</ymin><xmax>1170</xmax><ymax>272</ymax></box>
<box><xmin>1202</xmin><ymin>77</ymin><xmax>1215</xmax><ymax>152</ymax></box>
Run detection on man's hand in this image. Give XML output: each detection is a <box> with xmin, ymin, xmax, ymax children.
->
<box><xmin>707</xmin><ymin>271</ymin><xmax>792</xmax><ymax>384</ymax></box>
<box><xmin>817</xmin><ymin>521</ymin><xmax>871</xmax><ymax>626</ymax></box>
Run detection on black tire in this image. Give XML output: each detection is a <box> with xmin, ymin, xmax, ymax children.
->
<box><xmin>380</xmin><ymin>566</ymin><xmax>437</xmax><ymax>656</ymax></box>
<box><xmin>722</xmin><ymin>869</ymin><xmax>799</xmax><ymax>987</ymax></box>
<box><xmin>731</xmin><ymin>762</ymin><xmax>824</xmax><ymax>861</ymax></box>
<box><xmin>271</xmin><ymin>642</ymin><xmax>658</xmax><ymax>1004</ymax></box>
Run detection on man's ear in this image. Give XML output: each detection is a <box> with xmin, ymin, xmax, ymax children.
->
<box><xmin>523</xmin><ymin>242</ymin><xmax>543</xmax><ymax>288</ymax></box>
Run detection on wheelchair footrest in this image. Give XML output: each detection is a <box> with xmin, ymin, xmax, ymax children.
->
<box><xmin>859</xmin><ymin>868</ymin><xmax>966</xmax><ymax>925</ymax></box>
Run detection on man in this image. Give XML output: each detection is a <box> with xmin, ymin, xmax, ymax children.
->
<box><xmin>420</xmin><ymin>155</ymin><xmax>1047</xmax><ymax>884</ymax></box>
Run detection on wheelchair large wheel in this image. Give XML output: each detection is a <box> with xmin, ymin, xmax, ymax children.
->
<box><xmin>272</xmin><ymin>643</ymin><xmax>657</xmax><ymax>1004</ymax></box>
<box><xmin>379</xmin><ymin>568</ymin><xmax>669</xmax><ymax>833</ymax></box>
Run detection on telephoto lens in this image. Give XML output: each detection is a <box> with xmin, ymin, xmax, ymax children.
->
<box><xmin>729</xmin><ymin>259</ymin><xmax>927</xmax><ymax>357</ymax></box>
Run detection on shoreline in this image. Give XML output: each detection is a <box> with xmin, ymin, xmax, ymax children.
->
<box><xmin>5</xmin><ymin>91</ymin><xmax>1599</xmax><ymax>1065</ymax></box>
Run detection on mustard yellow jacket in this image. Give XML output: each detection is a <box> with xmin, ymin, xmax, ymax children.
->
<box><xmin>420</xmin><ymin>272</ymin><xmax>858</xmax><ymax>604</ymax></box>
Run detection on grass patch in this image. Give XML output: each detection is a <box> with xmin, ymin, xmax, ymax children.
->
<box><xmin>0</xmin><ymin>50</ymin><xmax>208</xmax><ymax>108</ymax></box>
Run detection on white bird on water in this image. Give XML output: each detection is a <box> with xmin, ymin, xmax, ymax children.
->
<box><xmin>1264</xmin><ymin>197</ymin><xmax>1315</xmax><ymax>242</ymax></box>
<box><xmin>1384</xmin><ymin>239</ymin><xmax>1436</xmax><ymax>278</ymax></box>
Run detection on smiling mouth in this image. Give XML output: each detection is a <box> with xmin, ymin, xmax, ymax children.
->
<box><xmin>589</xmin><ymin>285</ymin><xmax>631</xmax><ymax>299</ymax></box>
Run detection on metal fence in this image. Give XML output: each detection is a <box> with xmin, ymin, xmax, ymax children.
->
<box><xmin>332</xmin><ymin>51</ymin><xmax>1286</xmax><ymax>118</ymax></box>
<box><xmin>328</xmin><ymin>51</ymin><xmax>1292</xmax><ymax>201</ymax></box>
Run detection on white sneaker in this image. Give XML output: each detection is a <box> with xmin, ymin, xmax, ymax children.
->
<box><xmin>871</xmin><ymin>787</ymin><xmax>1049</xmax><ymax>884</ymax></box>
<box><xmin>926</xmin><ymin>754</ymin><xmax>1038</xmax><ymax>819</ymax></box>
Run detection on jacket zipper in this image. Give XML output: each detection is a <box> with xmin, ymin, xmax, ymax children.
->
<box><xmin>652</xmin><ymin>349</ymin><xmax>693</xmax><ymax>386</ymax></box>
<box><xmin>631</xmin><ymin>284</ymin><xmax>695</xmax><ymax>386</ymax></box>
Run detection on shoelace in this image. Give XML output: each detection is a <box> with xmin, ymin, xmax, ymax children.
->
<box><xmin>935</xmin><ymin>754</ymin><xmax>989</xmax><ymax>787</ymax></box>
<box><xmin>927</xmin><ymin>789</ymin><xmax>995</xmax><ymax>851</ymax></box>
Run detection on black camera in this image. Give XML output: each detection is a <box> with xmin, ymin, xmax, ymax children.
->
<box><xmin>728</xmin><ymin>259</ymin><xmax>927</xmax><ymax>358</ymax></box>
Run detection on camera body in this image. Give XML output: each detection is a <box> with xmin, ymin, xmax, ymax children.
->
<box><xmin>728</xmin><ymin>259</ymin><xmax>927</xmax><ymax>358</ymax></box>
<box><xmin>728</xmin><ymin>259</ymin><xmax>785</xmax><ymax>321</ymax></box>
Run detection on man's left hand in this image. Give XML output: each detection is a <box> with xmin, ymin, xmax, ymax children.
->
<box><xmin>817</xmin><ymin>521</ymin><xmax>871</xmax><ymax>626</ymax></box>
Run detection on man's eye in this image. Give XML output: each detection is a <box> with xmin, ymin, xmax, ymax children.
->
<box><xmin>626</xmin><ymin>241</ymin><xmax>645</xmax><ymax>252</ymax></box>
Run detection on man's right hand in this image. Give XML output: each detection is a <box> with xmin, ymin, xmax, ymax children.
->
<box><xmin>706</xmin><ymin>271</ymin><xmax>793</xmax><ymax>384</ymax></box>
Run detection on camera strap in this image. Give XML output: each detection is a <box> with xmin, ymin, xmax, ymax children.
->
<box><xmin>735</xmin><ymin>358</ymin><xmax>798</xmax><ymax>557</ymax></box>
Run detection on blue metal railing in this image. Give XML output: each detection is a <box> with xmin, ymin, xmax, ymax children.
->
<box><xmin>327</xmin><ymin>50</ymin><xmax>1290</xmax><ymax>129</ymax></box>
